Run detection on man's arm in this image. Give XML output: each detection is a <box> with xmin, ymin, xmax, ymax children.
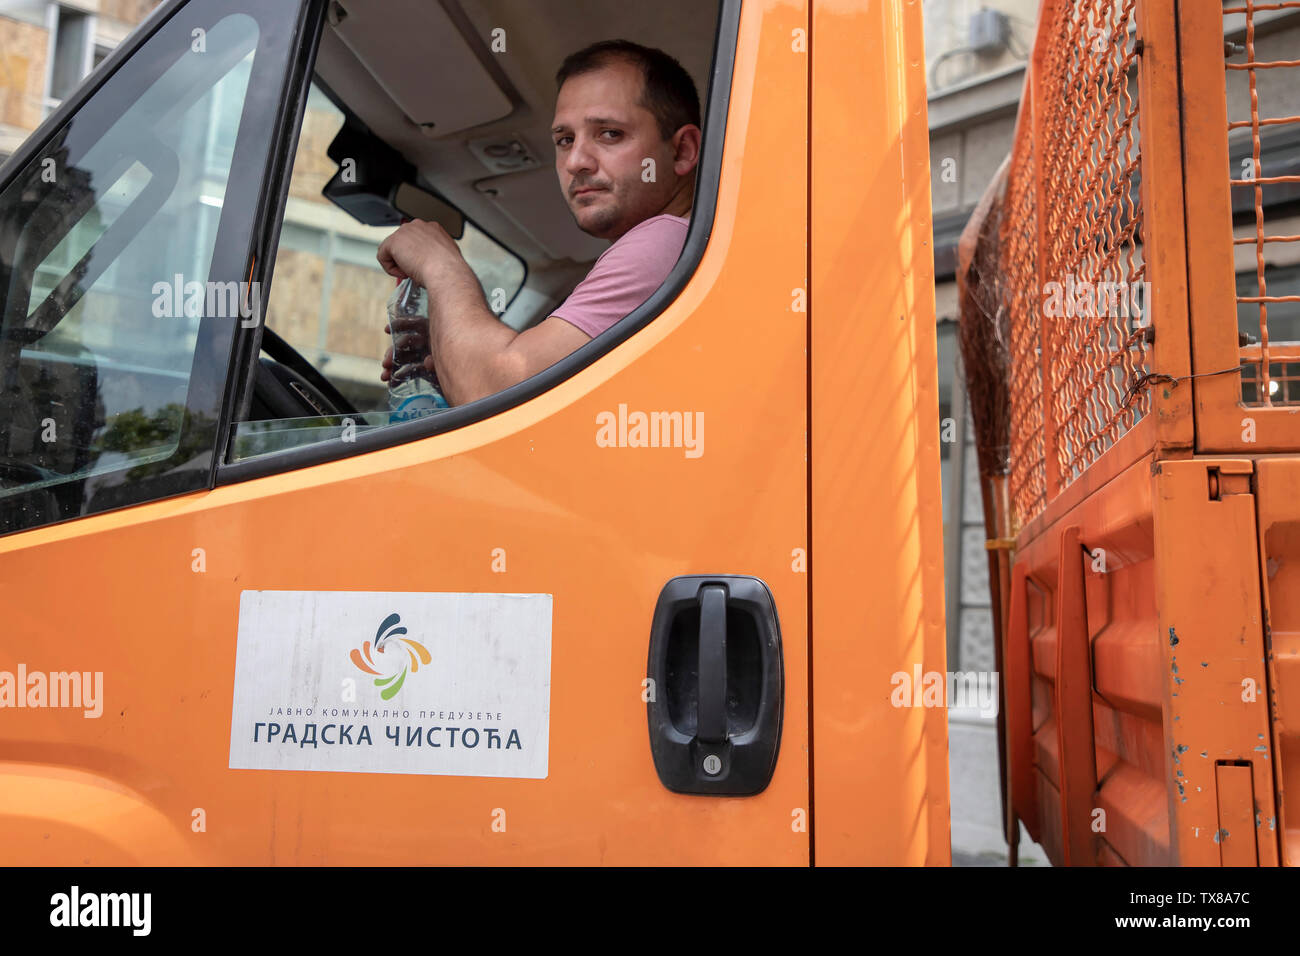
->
<box><xmin>426</xmin><ymin>273</ymin><xmax>591</xmax><ymax>405</ymax></box>
<box><xmin>377</xmin><ymin>219</ymin><xmax>591</xmax><ymax>406</ymax></box>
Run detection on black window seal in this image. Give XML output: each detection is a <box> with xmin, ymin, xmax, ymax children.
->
<box><xmin>220</xmin><ymin>0</ymin><xmax>331</xmax><ymax>442</ymax></box>
<box><xmin>217</xmin><ymin>0</ymin><xmax>740</xmax><ymax>484</ymax></box>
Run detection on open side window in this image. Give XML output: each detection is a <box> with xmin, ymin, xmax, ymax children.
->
<box><xmin>0</xmin><ymin>0</ymin><xmax>317</xmax><ymax>536</ymax></box>
<box><xmin>226</xmin><ymin>78</ymin><xmax>527</xmax><ymax>461</ymax></box>
<box><xmin>216</xmin><ymin>0</ymin><xmax>736</xmax><ymax>481</ymax></box>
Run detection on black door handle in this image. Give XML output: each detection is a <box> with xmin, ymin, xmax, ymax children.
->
<box><xmin>646</xmin><ymin>575</ymin><xmax>784</xmax><ymax>795</ymax></box>
<box><xmin>697</xmin><ymin>584</ymin><xmax>728</xmax><ymax>743</ymax></box>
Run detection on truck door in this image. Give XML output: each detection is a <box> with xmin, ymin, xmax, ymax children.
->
<box><xmin>0</xmin><ymin>0</ymin><xmax>810</xmax><ymax>864</ymax></box>
<box><xmin>0</xmin><ymin>0</ymin><xmax>312</xmax><ymax>863</ymax></box>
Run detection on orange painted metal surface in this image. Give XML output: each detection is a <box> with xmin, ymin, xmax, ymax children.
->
<box><xmin>1252</xmin><ymin>458</ymin><xmax>1300</xmax><ymax>865</ymax></box>
<box><xmin>1054</xmin><ymin>526</ymin><xmax>1098</xmax><ymax>865</ymax></box>
<box><xmin>0</xmin><ymin>0</ymin><xmax>847</xmax><ymax>864</ymax></box>
<box><xmin>1152</xmin><ymin>459</ymin><xmax>1279</xmax><ymax>866</ymax></box>
<box><xmin>1011</xmin><ymin>455</ymin><xmax>1165</xmax><ymax>865</ymax></box>
<box><xmin>810</xmin><ymin>0</ymin><xmax>949</xmax><ymax>865</ymax></box>
<box><xmin>1216</xmin><ymin>764</ymin><xmax>1259</xmax><ymax>866</ymax></box>
<box><xmin>1005</xmin><ymin>563</ymin><xmax>1039</xmax><ymax>841</ymax></box>
<box><xmin>1004</xmin><ymin>453</ymin><xmax>1280</xmax><ymax>865</ymax></box>
<box><xmin>968</xmin><ymin>0</ymin><xmax>1298</xmax><ymax>865</ymax></box>
<box><xmin>0</xmin><ymin>0</ymin><xmax>947</xmax><ymax>867</ymax></box>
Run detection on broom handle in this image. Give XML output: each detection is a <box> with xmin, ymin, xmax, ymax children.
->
<box><xmin>981</xmin><ymin>474</ymin><xmax>1020</xmax><ymax>863</ymax></box>
<box><xmin>993</xmin><ymin>474</ymin><xmax>1019</xmax><ymax>864</ymax></box>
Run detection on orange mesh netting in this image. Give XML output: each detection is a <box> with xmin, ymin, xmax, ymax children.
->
<box><xmin>965</xmin><ymin>0</ymin><xmax>1150</xmax><ymax>526</ymax></box>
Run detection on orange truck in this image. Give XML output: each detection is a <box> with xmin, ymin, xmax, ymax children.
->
<box><xmin>0</xmin><ymin>0</ymin><xmax>948</xmax><ymax>864</ymax></box>
<box><xmin>960</xmin><ymin>0</ymin><xmax>1300</xmax><ymax>867</ymax></box>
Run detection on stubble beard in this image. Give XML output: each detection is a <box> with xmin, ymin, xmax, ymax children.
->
<box><xmin>575</xmin><ymin>192</ymin><xmax>620</xmax><ymax>238</ymax></box>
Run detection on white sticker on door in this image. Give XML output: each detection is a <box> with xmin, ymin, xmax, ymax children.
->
<box><xmin>229</xmin><ymin>590</ymin><xmax>551</xmax><ymax>778</ymax></box>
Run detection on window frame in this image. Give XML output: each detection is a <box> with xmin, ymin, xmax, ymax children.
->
<box><xmin>0</xmin><ymin>0</ymin><xmax>323</xmax><ymax>537</ymax></box>
<box><xmin>215</xmin><ymin>0</ymin><xmax>741</xmax><ymax>485</ymax></box>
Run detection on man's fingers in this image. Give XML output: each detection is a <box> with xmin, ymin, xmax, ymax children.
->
<box><xmin>391</xmin><ymin>335</ymin><xmax>428</xmax><ymax>356</ymax></box>
<box><xmin>377</xmin><ymin>219</ymin><xmax>432</xmax><ymax>280</ymax></box>
<box><xmin>388</xmin><ymin>314</ymin><xmax>426</xmax><ymax>334</ymax></box>
<box><xmin>389</xmin><ymin>362</ymin><xmax>430</xmax><ymax>384</ymax></box>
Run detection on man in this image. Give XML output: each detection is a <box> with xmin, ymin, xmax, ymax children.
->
<box><xmin>377</xmin><ymin>39</ymin><xmax>702</xmax><ymax>406</ymax></box>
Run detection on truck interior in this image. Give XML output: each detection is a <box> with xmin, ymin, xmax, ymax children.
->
<box><xmin>244</xmin><ymin>0</ymin><xmax>722</xmax><ymax>437</ymax></box>
<box><xmin>0</xmin><ymin>0</ymin><xmax>726</xmax><ymax>526</ymax></box>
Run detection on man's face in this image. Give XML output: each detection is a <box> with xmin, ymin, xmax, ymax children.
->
<box><xmin>551</xmin><ymin>60</ymin><xmax>680</xmax><ymax>241</ymax></box>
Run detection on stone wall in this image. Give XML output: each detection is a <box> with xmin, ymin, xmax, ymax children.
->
<box><xmin>98</xmin><ymin>0</ymin><xmax>161</xmax><ymax>27</ymax></box>
<box><xmin>0</xmin><ymin>17</ymin><xmax>49</xmax><ymax>132</ymax></box>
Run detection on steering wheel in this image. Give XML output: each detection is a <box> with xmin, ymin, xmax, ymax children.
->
<box><xmin>0</xmin><ymin>459</ymin><xmax>64</xmax><ymax>527</ymax></box>
<box><xmin>0</xmin><ymin>459</ymin><xmax>53</xmax><ymax>488</ymax></box>
<box><xmin>251</xmin><ymin>327</ymin><xmax>358</xmax><ymax>420</ymax></box>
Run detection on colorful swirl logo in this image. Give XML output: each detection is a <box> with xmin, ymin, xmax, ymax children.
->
<box><xmin>350</xmin><ymin>612</ymin><xmax>431</xmax><ymax>701</ymax></box>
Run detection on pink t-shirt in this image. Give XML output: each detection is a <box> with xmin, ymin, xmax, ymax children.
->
<box><xmin>551</xmin><ymin>213</ymin><xmax>690</xmax><ymax>338</ymax></box>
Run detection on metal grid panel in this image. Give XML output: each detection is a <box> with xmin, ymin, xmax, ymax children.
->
<box><xmin>1037</xmin><ymin>0</ymin><xmax>1149</xmax><ymax>485</ymax></box>
<box><xmin>1001</xmin><ymin>0</ymin><xmax>1151</xmax><ymax>525</ymax></box>
<box><xmin>1226</xmin><ymin>0</ymin><xmax>1300</xmax><ymax>406</ymax></box>
<box><xmin>1002</xmin><ymin>117</ymin><xmax>1046</xmax><ymax>524</ymax></box>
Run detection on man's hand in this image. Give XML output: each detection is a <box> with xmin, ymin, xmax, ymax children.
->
<box><xmin>374</xmin><ymin>218</ymin><xmax>595</xmax><ymax>404</ymax></box>
<box><xmin>379</xmin><ymin>322</ymin><xmax>435</xmax><ymax>384</ymax></box>
<box><xmin>376</xmin><ymin>219</ymin><xmax>477</xmax><ymax>290</ymax></box>
<box><xmin>376</xmin><ymin>220</ymin><xmax>469</xmax><ymax>387</ymax></box>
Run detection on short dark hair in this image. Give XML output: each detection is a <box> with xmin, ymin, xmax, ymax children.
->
<box><xmin>556</xmin><ymin>39</ymin><xmax>701</xmax><ymax>142</ymax></box>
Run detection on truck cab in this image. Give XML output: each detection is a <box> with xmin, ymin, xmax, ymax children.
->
<box><xmin>0</xmin><ymin>0</ymin><xmax>945</xmax><ymax>865</ymax></box>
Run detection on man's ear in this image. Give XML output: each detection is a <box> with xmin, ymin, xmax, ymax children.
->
<box><xmin>671</xmin><ymin>125</ymin><xmax>703</xmax><ymax>176</ymax></box>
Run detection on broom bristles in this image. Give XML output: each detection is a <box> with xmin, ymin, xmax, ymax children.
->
<box><xmin>956</xmin><ymin>156</ymin><xmax>1019</xmax><ymax>856</ymax></box>
<box><xmin>957</xmin><ymin>156</ymin><xmax>1012</xmax><ymax>481</ymax></box>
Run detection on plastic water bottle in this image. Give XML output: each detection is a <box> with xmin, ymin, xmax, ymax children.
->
<box><xmin>387</xmin><ymin>277</ymin><xmax>449</xmax><ymax>422</ymax></box>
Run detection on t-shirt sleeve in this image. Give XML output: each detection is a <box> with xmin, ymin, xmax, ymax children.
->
<box><xmin>550</xmin><ymin>218</ymin><xmax>689</xmax><ymax>339</ymax></box>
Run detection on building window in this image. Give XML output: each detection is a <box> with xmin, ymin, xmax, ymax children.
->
<box><xmin>45</xmin><ymin>5</ymin><xmax>96</xmax><ymax>111</ymax></box>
